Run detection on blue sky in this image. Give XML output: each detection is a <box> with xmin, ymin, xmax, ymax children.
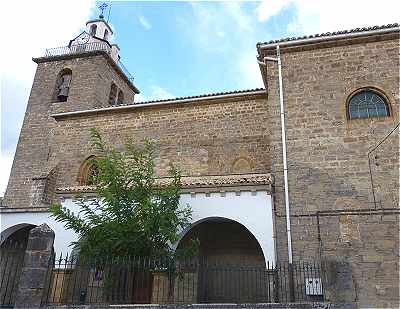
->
<box><xmin>109</xmin><ymin>1</ymin><xmax>296</xmax><ymax>99</ymax></box>
<box><xmin>1</xmin><ymin>0</ymin><xmax>399</xmax><ymax>195</ymax></box>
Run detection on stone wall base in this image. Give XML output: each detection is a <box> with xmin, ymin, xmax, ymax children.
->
<box><xmin>35</xmin><ymin>302</ymin><xmax>358</xmax><ymax>309</ymax></box>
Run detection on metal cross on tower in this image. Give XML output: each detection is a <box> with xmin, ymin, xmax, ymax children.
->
<box><xmin>98</xmin><ymin>2</ymin><xmax>108</xmax><ymax>19</ymax></box>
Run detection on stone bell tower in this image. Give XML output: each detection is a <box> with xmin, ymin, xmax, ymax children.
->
<box><xmin>3</xmin><ymin>12</ymin><xmax>140</xmax><ymax>209</ymax></box>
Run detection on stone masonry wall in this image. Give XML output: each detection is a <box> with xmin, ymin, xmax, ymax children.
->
<box><xmin>261</xmin><ymin>33</ymin><xmax>399</xmax><ymax>307</ymax></box>
<box><xmin>4</xmin><ymin>29</ymin><xmax>399</xmax><ymax>308</ymax></box>
<box><xmin>4</xmin><ymin>61</ymin><xmax>57</xmax><ymax>208</ymax></box>
<box><xmin>4</xmin><ymin>53</ymin><xmax>136</xmax><ymax>208</ymax></box>
<box><xmin>40</xmin><ymin>303</ymin><xmax>357</xmax><ymax>309</ymax></box>
<box><xmin>49</xmin><ymin>94</ymin><xmax>270</xmax><ymax>189</ymax></box>
<box><xmin>94</xmin><ymin>56</ymin><xmax>136</xmax><ymax>107</ymax></box>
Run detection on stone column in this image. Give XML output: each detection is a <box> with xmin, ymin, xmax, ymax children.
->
<box><xmin>14</xmin><ymin>223</ymin><xmax>55</xmax><ymax>308</ymax></box>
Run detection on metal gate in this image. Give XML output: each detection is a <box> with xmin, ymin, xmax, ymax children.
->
<box><xmin>0</xmin><ymin>241</ymin><xmax>26</xmax><ymax>307</ymax></box>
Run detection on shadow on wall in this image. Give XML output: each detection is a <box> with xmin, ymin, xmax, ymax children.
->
<box><xmin>177</xmin><ymin>218</ymin><xmax>266</xmax><ymax>266</ymax></box>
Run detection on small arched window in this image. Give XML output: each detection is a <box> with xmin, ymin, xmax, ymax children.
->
<box><xmin>86</xmin><ymin>164</ymin><xmax>99</xmax><ymax>186</ymax></box>
<box><xmin>108</xmin><ymin>83</ymin><xmax>117</xmax><ymax>105</ymax></box>
<box><xmin>348</xmin><ymin>89</ymin><xmax>390</xmax><ymax>120</ymax></box>
<box><xmin>232</xmin><ymin>157</ymin><xmax>252</xmax><ymax>174</ymax></box>
<box><xmin>104</xmin><ymin>29</ymin><xmax>109</xmax><ymax>40</ymax></box>
<box><xmin>55</xmin><ymin>69</ymin><xmax>72</xmax><ymax>102</ymax></box>
<box><xmin>117</xmin><ymin>90</ymin><xmax>124</xmax><ymax>105</ymax></box>
<box><xmin>90</xmin><ymin>24</ymin><xmax>97</xmax><ymax>36</ymax></box>
<box><xmin>78</xmin><ymin>156</ymin><xmax>99</xmax><ymax>186</ymax></box>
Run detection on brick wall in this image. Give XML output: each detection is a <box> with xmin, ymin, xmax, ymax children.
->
<box><xmin>261</xmin><ymin>33</ymin><xmax>399</xmax><ymax>307</ymax></box>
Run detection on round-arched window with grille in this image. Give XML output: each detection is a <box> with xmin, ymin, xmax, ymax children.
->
<box><xmin>347</xmin><ymin>89</ymin><xmax>390</xmax><ymax>120</ymax></box>
<box><xmin>78</xmin><ymin>156</ymin><xmax>99</xmax><ymax>186</ymax></box>
<box><xmin>86</xmin><ymin>164</ymin><xmax>99</xmax><ymax>186</ymax></box>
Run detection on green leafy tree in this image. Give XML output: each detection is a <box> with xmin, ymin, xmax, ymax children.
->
<box><xmin>51</xmin><ymin>128</ymin><xmax>193</xmax><ymax>258</ymax></box>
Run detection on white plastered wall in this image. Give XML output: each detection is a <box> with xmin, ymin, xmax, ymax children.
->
<box><xmin>178</xmin><ymin>190</ymin><xmax>275</xmax><ymax>263</ymax></box>
<box><xmin>86</xmin><ymin>21</ymin><xmax>111</xmax><ymax>41</ymax></box>
<box><xmin>0</xmin><ymin>201</ymin><xmax>81</xmax><ymax>253</ymax></box>
<box><xmin>0</xmin><ymin>189</ymin><xmax>275</xmax><ymax>262</ymax></box>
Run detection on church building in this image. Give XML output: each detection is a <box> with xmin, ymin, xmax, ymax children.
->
<box><xmin>0</xmin><ymin>12</ymin><xmax>398</xmax><ymax>308</ymax></box>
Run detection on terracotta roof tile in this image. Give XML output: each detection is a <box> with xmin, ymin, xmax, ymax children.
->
<box><xmin>102</xmin><ymin>88</ymin><xmax>265</xmax><ymax>109</ymax></box>
<box><xmin>257</xmin><ymin>23</ymin><xmax>399</xmax><ymax>47</ymax></box>
<box><xmin>134</xmin><ymin>88</ymin><xmax>265</xmax><ymax>105</ymax></box>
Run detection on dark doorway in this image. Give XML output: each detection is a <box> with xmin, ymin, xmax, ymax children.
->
<box><xmin>177</xmin><ymin>218</ymin><xmax>267</xmax><ymax>303</ymax></box>
<box><xmin>0</xmin><ymin>224</ymin><xmax>36</xmax><ymax>306</ymax></box>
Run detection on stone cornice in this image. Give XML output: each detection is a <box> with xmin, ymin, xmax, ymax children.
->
<box><xmin>0</xmin><ymin>174</ymin><xmax>273</xmax><ymax>212</ymax></box>
<box><xmin>0</xmin><ymin>206</ymin><xmax>50</xmax><ymax>213</ymax></box>
<box><xmin>56</xmin><ymin>173</ymin><xmax>273</xmax><ymax>194</ymax></box>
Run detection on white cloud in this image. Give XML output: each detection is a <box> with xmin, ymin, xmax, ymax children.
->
<box><xmin>149</xmin><ymin>86</ymin><xmax>174</xmax><ymax>100</ymax></box>
<box><xmin>0</xmin><ymin>153</ymin><xmax>13</xmax><ymax>197</ymax></box>
<box><xmin>256</xmin><ymin>0</ymin><xmax>400</xmax><ymax>33</ymax></box>
<box><xmin>136</xmin><ymin>86</ymin><xmax>175</xmax><ymax>102</ymax></box>
<box><xmin>184</xmin><ymin>2</ymin><xmax>258</xmax><ymax>53</ymax></box>
<box><xmin>238</xmin><ymin>51</ymin><xmax>264</xmax><ymax>89</ymax></box>
<box><xmin>0</xmin><ymin>0</ymin><xmax>96</xmax><ymax>196</ymax></box>
<box><xmin>184</xmin><ymin>2</ymin><xmax>263</xmax><ymax>88</ymax></box>
<box><xmin>256</xmin><ymin>0</ymin><xmax>292</xmax><ymax>23</ymax></box>
<box><xmin>222</xmin><ymin>2</ymin><xmax>253</xmax><ymax>32</ymax></box>
<box><xmin>138</xmin><ymin>16</ymin><xmax>152</xmax><ymax>30</ymax></box>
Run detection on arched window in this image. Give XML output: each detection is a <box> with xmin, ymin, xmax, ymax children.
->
<box><xmin>104</xmin><ymin>29</ymin><xmax>109</xmax><ymax>40</ymax></box>
<box><xmin>348</xmin><ymin>89</ymin><xmax>390</xmax><ymax>119</ymax></box>
<box><xmin>54</xmin><ymin>69</ymin><xmax>72</xmax><ymax>102</ymax></box>
<box><xmin>86</xmin><ymin>164</ymin><xmax>99</xmax><ymax>186</ymax></box>
<box><xmin>117</xmin><ymin>90</ymin><xmax>124</xmax><ymax>105</ymax></box>
<box><xmin>108</xmin><ymin>83</ymin><xmax>117</xmax><ymax>105</ymax></box>
<box><xmin>232</xmin><ymin>157</ymin><xmax>252</xmax><ymax>174</ymax></box>
<box><xmin>78</xmin><ymin>156</ymin><xmax>99</xmax><ymax>186</ymax></box>
<box><xmin>90</xmin><ymin>24</ymin><xmax>97</xmax><ymax>36</ymax></box>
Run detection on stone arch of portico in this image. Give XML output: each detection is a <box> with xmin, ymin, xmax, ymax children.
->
<box><xmin>0</xmin><ymin>223</ymin><xmax>37</xmax><ymax>246</ymax></box>
<box><xmin>0</xmin><ymin>209</ymin><xmax>79</xmax><ymax>254</ymax></box>
<box><xmin>176</xmin><ymin>190</ymin><xmax>276</xmax><ymax>263</ymax></box>
<box><xmin>174</xmin><ymin>216</ymin><xmax>267</xmax><ymax>265</ymax></box>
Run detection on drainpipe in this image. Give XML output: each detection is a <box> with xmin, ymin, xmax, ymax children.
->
<box><xmin>258</xmin><ymin>45</ymin><xmax>294</xmax><ymax>265</ymax></box>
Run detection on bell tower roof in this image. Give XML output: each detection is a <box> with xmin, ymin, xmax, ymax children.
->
<box><xmin>86</xmin><ymin>2</ymin><xmax>113</xmax><ymax>40</ymax></box>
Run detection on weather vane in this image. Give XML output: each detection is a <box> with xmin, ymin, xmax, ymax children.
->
<box><xmin>98</xmin><ymin>2</ymin><xmax>108</xmax><ymax>19</ymax></box>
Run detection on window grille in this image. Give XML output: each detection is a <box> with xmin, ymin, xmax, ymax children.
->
<box><xmin>348</xmin><ymin>89</ymin><xmax>389</xmax><ymax>119</ymax></box>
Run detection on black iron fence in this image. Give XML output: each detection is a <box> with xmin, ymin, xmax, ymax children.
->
<box><xmin>45</xmin><ymin>42</ymin><xmax>110</xmax><ymax>57</ymax></box>
<box><xmin>0</xmin><ymin>241</ymin><xmax>26</xmax><ymax>307</ymax></box>
<box><xmin>42</xmin><ymin>254</ymin><xmax>324</xmax><ymax>305</ymax></box>
<box><xmin>44</xmin><ymin>43</ymin><xmax>135</xmax><ymax>82</ymax></box>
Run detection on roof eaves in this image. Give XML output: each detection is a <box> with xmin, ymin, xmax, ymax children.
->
<box><xmin>134</xmin><ymin>88</ymin><xmax>266</xmax><ymax>105</ymax></box>
<box><xmin>257</xmin><ymin>23</ymin><xmax>399</xmax><ymax>50</ymax></box>
<box><xmin>51</xmin><ymin>88</ymin><xmax>266</xmax><ymax>119</ymax></box>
